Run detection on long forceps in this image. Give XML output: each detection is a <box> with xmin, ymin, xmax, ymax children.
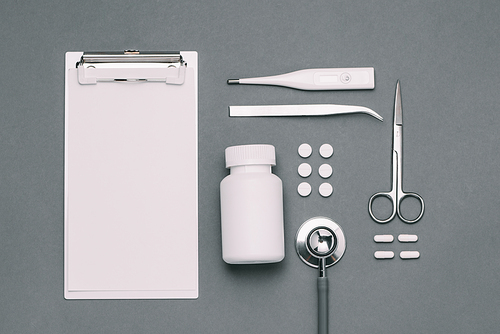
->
<box><xmin>368</xmin><ymin>81</ymin><xmax>424</xmax><ymax>224</ymax></box>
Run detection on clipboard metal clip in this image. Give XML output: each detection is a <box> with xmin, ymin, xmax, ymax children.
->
<box><xmin>76</xmin><ymin>50</ymin><xmax>186</xmax><ymax>85</ymax></box>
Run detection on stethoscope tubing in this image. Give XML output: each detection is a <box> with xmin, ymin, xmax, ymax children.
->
<box><xmin>317</xmin><ymin>276</ymin><xmax>329</xmax><ymax>334</ymax></box>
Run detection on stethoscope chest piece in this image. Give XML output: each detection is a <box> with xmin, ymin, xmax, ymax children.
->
<box><xmin>295</xmin><ymin>217</ymin><xmax>346</xmax><ymax>269</ymax></box>
<box><xmin>296</xmin><ymin>217</ymin><xmax>346</xmax><ymax>334</ymax></box>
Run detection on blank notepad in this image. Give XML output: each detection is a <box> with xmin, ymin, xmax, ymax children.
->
<box><xmin>64</xmin><ymin>51</ymin><xmax>198</xmax><ymax>299</ymax></box>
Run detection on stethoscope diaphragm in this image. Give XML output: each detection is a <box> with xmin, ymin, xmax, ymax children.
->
<box><xmin>295</xmin><ymin>217</ymin><xmax>346</xmax><ymax>269</ymax></box>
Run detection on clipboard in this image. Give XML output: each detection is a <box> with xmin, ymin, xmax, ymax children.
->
<box><xmin>64</xmin><ymin>51</ymin><xmax>198</xmax><ymax>299</ymax></box>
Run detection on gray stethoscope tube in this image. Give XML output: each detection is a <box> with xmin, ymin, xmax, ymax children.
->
<box><xmin>296</xmin><ymin>217</ymin><xmax>346</xmax><ymax>334</ymax></box>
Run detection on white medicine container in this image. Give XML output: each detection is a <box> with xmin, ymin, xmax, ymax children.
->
<box><xmin>220</xmin><ymin>144</ymin><xmax>284</xmax><ymax>264</ymax></box>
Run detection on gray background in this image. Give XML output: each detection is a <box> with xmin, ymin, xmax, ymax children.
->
<box><xmin>1</xmin><ymin>0</ymin><xmax>499</xmax><ymax>333</ymax></box>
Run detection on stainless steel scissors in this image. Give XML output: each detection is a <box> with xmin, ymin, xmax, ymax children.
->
<box><xmin>368</xmin><ymin>81</ymin><xmax>424</xmax><ymax>224</ymax></box>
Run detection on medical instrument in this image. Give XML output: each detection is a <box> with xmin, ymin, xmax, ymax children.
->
<box><xmin>220</xmin><ymin>144</ymin><xmax>284</xmax><ymax>264</ymax></box>
<box><xmin>400</xmin><ymin>251</ymin><xmax>420</xmax><ymax>259</ymax></box>
<box><xmin>227</xmin><ymin>67</ymin><xmax>375</xmax><ymax>90</ymax></box>
<box><xmin>64</xmin><ymin>51</ymin><xmax>198</xmax><ymax>300</ymax></box>
<box><xmin>398</xmin><ymin>234</ymin><xmax>418</xmax><ymax>242</ymax></box>
<box><xmin>374</xmin><ymin>251</ymin><xmax>395</xmax><ymax>259</ymax></box>
<box><xmin>229</xmin><ymin>104</ymin><xmax>383</xmax><ymax>121</ymax></box>
<box><xmin>319</xmin><ymin>144</ymin><xmax>334</xmax><ymax>158</ymax></box>
<box><xmin>374</xmin><ymin>234</ymin><xmax>394</xmax><ymax>243</ymax></box>
<box><xmin>368</xmin><ymin>81</ymin><xmax>425</xmax><ymax>224</ymax></box>
<box><xmin>298</xmin><ymin>143</ymin><xmax>313</xmax><ymax>158</ymax></box>
<box><xmin>296</xmin><ymin>217</ymin><xmax>346</xmax><ymax>334</ymax></box>
<box><xmin>297</xmin><ymin>182</ymin><xmax>312</xmax><ymax>197</ymax></box>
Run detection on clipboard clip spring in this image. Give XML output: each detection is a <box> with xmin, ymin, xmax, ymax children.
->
<box><xmin>77</xmin><ymin>50</ymin><xmax>186</xmax><ymax>85</ymax></box>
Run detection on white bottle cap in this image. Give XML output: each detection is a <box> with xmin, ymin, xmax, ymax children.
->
<box><xmin>225</xmin><ymin>144</ymin><xmax>276</xmax><ymax>168</ymax></box>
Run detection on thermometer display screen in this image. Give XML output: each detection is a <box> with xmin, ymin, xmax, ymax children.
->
<box><xmin>318</xmin><ymin>75</ymin><xmax>339</xmax><ymax>83</ymax></box>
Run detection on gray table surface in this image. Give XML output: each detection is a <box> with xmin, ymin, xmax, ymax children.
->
<box><xmin>1</xmin><ymin>1</ymin><xmax>499</xmax><ymax>333</ymax></box>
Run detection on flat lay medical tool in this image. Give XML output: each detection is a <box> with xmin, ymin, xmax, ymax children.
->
<box><xmin>229</xmin><ymin>104</ymin><xmax>383</xmax><ymax>121</ymax></box>
<box><xmin>64</xmin><ymin>51</ymin><xmax>199</xmax><ymax>299</ymax></box>
<box><xmin>220</xmin><ymin>144</ymin><xmax>284</xmax><ymax>264</ymax></box>
<box><xmin>296</xmin><ymin>217</ymin><xmax>346</xmax><ymax>334</ymax></box>
<box><xmin>227</xmin><ymin>67</ymin><xmax>374</xmax><ymax>90</ymax></box>
<box><xmin>368</xmin><ymin>81</ymin><xmax>425</xmax><ymax>224</ymax></box>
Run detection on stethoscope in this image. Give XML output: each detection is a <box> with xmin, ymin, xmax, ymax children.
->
<box><xmin>295</xmin><ymin>217</ymin><xmax>346</xmax><ymax>334</ymax></box>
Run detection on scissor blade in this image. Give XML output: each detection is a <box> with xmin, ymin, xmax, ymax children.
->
<box><xmin>394</xmin><ymin>81</ymin><xmax>402</xmax><ymax>126</ymax></box>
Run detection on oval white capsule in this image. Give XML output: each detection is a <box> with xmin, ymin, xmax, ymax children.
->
<box><xmin>400</xmin><ymin>251</ymin><xmax>420</xmax><ymax>259</ymax></box>
<box><xmin>398</xmin><ymin>234</ymin><xmax>418</xmax><ymax>242</ymax></box>
<box><xmin>374</xmin><ymin>251</ymin><xmax>394</xmax><ymax>259</ymax></box>
<box><xmin>374</xmin><ymin>235</ymin><xmax>394</xmax><ymax>243</ymax></box>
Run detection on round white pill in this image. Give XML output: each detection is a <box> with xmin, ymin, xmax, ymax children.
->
<box><xmin>297</xmin><ymin>182</ymin><xmax>312</xmax><ymax>197</ymax></box>
<box><xmin>319</xmin><ymin>144</ymin><xmax>334</xmax><ymax>158</ymax></box>
<box><xmin>298</xmin><ymin>143</ymin><xmax>312</xmax><ymax>158</ymax></box>
<box><xmin>318</xmin><ymin>183</ymin><xmax>333</xmax><ymax>197</ymax></box>
<box><xmin>298</xmin><ymin>163</ymin><xmax>312</xmax><ymax>178</ymax></box>
<box><xmin>318</xmin><ymin>164</ymin><xmax>333</xmax><ymax>178</ymax></box>
<box><xmin>374</xmin><ymin>251</ymin><xmax>395</xmax><ymax>259</ymax></box>
<box><xmin>374</xmin><ymin>235</ymin><xmax>394</xmax><ymax>243</ymax></box>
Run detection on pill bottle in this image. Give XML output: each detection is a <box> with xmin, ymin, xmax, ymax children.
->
<box><xmin>220</xmin><ymin>144</ymin><xmax>284</xmax><ymax>264</ymax></box>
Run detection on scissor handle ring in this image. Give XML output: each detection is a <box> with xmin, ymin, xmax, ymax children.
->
<box><xmin>368</xmin><ymin>192</ymin><xmax>397</xmax><ymax>224</ymax></box>
<box><xmin>397</xmin><ymin>192</ymin><xmax>425</xmax><ymax>224</ymax></box>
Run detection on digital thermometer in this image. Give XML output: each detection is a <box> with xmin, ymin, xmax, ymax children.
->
<box><xmin>228</xmin><ymin>67</ymin><xmax>375</xmax><ymax>90</ymax></box>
